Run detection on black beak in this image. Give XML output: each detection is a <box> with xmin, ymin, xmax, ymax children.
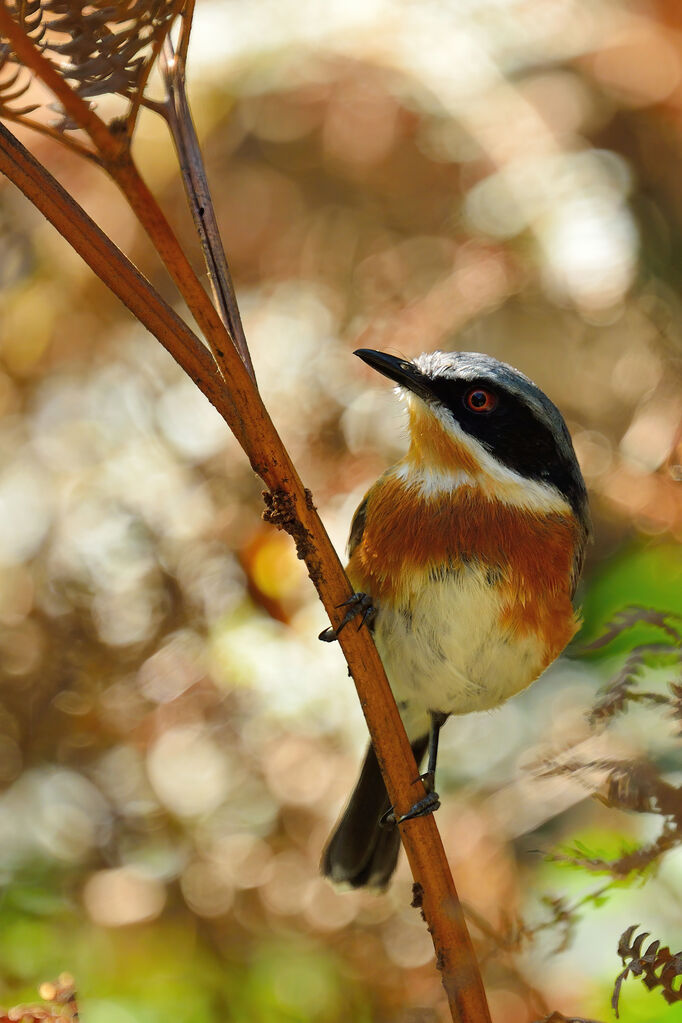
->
<box><xmin>353</xmin><ymin>349</ymin><xmax>433</xmax><ymax>402</ymax></box>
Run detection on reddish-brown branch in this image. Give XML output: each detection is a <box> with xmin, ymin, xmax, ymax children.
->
<box><xmin>160</xmin><ymin>34</ymin><xmax>256</xmax><ymax>381</ymax></box>
<box><xmin>107</xmin><ymin>158</ymin><xmax>242</xmax><ymax>380</ymax></box>
<box><xmin>0</xmin><ymin>122</ymin><xmax>248</xmax><ymax>442</ymax></box>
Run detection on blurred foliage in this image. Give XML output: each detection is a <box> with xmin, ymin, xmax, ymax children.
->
<box><xmin>581</xmin><ymin>549</ymin><xmax>682</xmax><ymax>651</ymax></box>
<box><xmin>1</xmin><ymin>1</ymin><xmax>682</xmax><ymax>1022</ymax></box>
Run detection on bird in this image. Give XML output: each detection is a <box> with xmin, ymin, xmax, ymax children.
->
<box><xmin>320</xmin><ymin>348</ymin><xmax>590</xmax><ymax>889</ymax></box>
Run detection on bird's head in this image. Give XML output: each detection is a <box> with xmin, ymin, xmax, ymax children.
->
<box><xmin>354</xmin><ymin>348</ymin><xmax>588</xmax><ymax>527</ymax></box>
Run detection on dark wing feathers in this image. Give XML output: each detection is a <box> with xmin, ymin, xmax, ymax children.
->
<box><xmin>347</xmin><ymin>494</ymin><xmax>368</xmax><ymax>559</ymax></box>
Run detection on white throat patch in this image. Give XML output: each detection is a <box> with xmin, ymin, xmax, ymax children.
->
<box><xmin>399</xmin><ymin>393</ymin><xmax>570</xmax><ymax>515</ymax></box>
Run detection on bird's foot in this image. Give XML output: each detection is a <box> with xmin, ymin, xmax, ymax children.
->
<box><xmin>379</xmin><ymin>787</ymin><xmax>441</xmax><ymax>828</ymax></box>
<box><xmin>318</xmin><ymin>592</ymin><xmax>375</xmax><ymax>642</ymax></box>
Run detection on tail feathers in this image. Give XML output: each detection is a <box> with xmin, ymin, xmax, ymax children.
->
<box><xmin>321</xmin><ymin>736</ymin><xmax>428</xmax><ymax>890</ymax></box>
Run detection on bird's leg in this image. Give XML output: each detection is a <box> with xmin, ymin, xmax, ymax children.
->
<box><xmin>417</xmin><ymin>710</ymin><xmax>448</xmax><ymax>795</ymax></box>
<box><xmin>318</xmin><ymin>592</ymin><xmax>376</xmax><ymax>642</ymax></box>
<box><xmin>381</xmin><ymin>712</ymin><xmax>447</xmax><ymax>826</ymax></box>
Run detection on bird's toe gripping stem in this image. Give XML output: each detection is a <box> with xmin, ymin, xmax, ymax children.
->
<box><xmin>380</xmin><ymin>777</ymin><xmax>441</xmax><ymax>828</ymax></box>
<box><xmin>379</xmin><ymin>711</ymin><xmax>447</xmax><ymax>827</ymax></box>
<box><xmin>318</xmin><ymin>592</ymin><xmax>376</xmax><ymax>642</ymax></box>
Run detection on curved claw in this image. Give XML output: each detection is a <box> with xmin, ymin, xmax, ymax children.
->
<box><xmin>379</xmin><ymin>789</ymin><xmax>441</xmax><ymax>828</ymax></box>
<box><xmin>318</xmin><ymin>592</ymin><xmax>376</xmax><ymax>642</ymax></box>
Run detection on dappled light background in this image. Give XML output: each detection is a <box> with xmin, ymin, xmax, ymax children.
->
<box><xmin>0</xmin><ymin>1</ymin><xmax>681</xmax><ymax>1021</ymax></box>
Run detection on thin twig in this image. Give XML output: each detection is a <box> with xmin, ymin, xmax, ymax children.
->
<box><xmin>124</xmin><ymin>0</ymin><xmax>185</xmax><ymax>137</ymax></box>
<box><xmin>175</xmin><ymin>0</ymin><xmax>196</xmax><ymax>72</ymax></box>
<box><xmin>139</xmin><ymin>95</ymin><xmax>167</xmax><ymax>116</ymax></box>
<box><xmin>159</xmin><ymin>33</ymin><xmax>256</xmax><ymax>381</ymax></box>
<box><xmin>0</xmin><ymin>109</ymin><xmax>98</xmax><ymax>160</ymax></box>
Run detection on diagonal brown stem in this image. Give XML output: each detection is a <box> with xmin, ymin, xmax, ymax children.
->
<box><xmin>160</xmin><ymin>33</ymin><xmax>255</xmax><ymax>382</ymax></box>
<box><xmin>175</xmin><ymin>0</ymin><xmax>195</xmax><ymax>70</ymax></box>
<box><xmin>124</xmin><ymin>0</ymin><xmax>185</xmax><ymax>138</ymax></box>
<box><xmin>0</xmin><ymin>122</ymin><xmax>247</xmax><ymax>446</ymax></box>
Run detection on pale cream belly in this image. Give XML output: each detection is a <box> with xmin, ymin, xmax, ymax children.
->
<box><xmin>372</xmin><ymin>564</ymin><xmax>548</xmax><ymax>741</ymax></box>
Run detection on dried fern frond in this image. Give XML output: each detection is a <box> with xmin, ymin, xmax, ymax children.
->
<box><xmin>589</xmin><ymin>642</ymin><xmax>679</xmax><ymax>726</ymax></box>
<box><xmin>537</xmin><ymin>756</ymin><xmax>682</xmax><ymax>878</ymax></box>
<box><xmin>0</xmin><ymin>2</ymin><xmax>41</xmax><ymax>118</ymax></box>
<box><xmin>583</xmin><ymin>605</ymin><xmax>682</xmax><ymax>726</ymax></box>
<box><xmin>584</xmin><ymin>605</ymin><xmax>682</xmax><ymax>653</ymax></box>
<box><xmin>613</xmin><ymin>926</ymin><xmax>682</xmax><ymax>1017</ymax></box>
<box><xmin>0</xmin><ymin>0</ymin><xmax>184</xmax><ymax>142</ymax></box>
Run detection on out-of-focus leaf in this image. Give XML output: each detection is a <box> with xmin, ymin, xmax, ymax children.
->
<box><xmin>580</xmin><ymin>545</ymin><xmax>682</xmax><ymax>654</ymax></box>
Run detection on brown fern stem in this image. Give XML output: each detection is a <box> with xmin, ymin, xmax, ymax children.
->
<box><xmin>175</xmin><ymin>0</ymin><xmax>195</xmax><ymax>69</ymax></box>
<box><xmin>0</xmin><ymin>110</ymin><xmax>96</xmax><ymax>159</ymax></box>
<box><xmin>124</xmin><ymin>0</ymin><xmax>185</xmax><ymax>136</ymax></box>
<box><xmin>160</xmin><ymin>34</ymin><xmax>255</xmax><ymax>381</ymax></box>
<box><xmin>0</xmin><ymin>122</ymin><xmax>244</xmax><ymax>435</ymax></box>
<box><xmin>107</xmin><ymin>156</ymin><xmax>242</xmax><ymax>382</ymax></box>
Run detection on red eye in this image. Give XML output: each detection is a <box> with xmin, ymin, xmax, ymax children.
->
<box><xmin>464</xmin><ymin>387</ymin><xmax>498</xmax><ymax>413</ymax></box>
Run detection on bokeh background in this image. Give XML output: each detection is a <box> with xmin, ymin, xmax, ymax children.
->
<box><xmin>1</xmin><ymin>1</ymin><xmax>682</xmax><ymax>1021</ymax></box>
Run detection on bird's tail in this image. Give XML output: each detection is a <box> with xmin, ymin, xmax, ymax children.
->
<box><xmin>321</xmin><ymin>735</ymin><xmax>428</xmax><ymax>889</ymax></box>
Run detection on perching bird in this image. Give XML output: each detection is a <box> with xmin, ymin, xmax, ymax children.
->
<box><xmin>321</xmin><ymin>348</ymin><xmax>590</xmax><ymax>889</ymax></box>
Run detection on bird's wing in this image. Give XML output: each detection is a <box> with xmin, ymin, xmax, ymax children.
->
<box><xmin>347</xmin><ymin>493</ymin><xmax>369</xmax><ymax>559</ymax></box>
<box><xmin>570</xmin><ymin>517</ymin><xmax>591</xmax><ymax>599</ymax></box>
